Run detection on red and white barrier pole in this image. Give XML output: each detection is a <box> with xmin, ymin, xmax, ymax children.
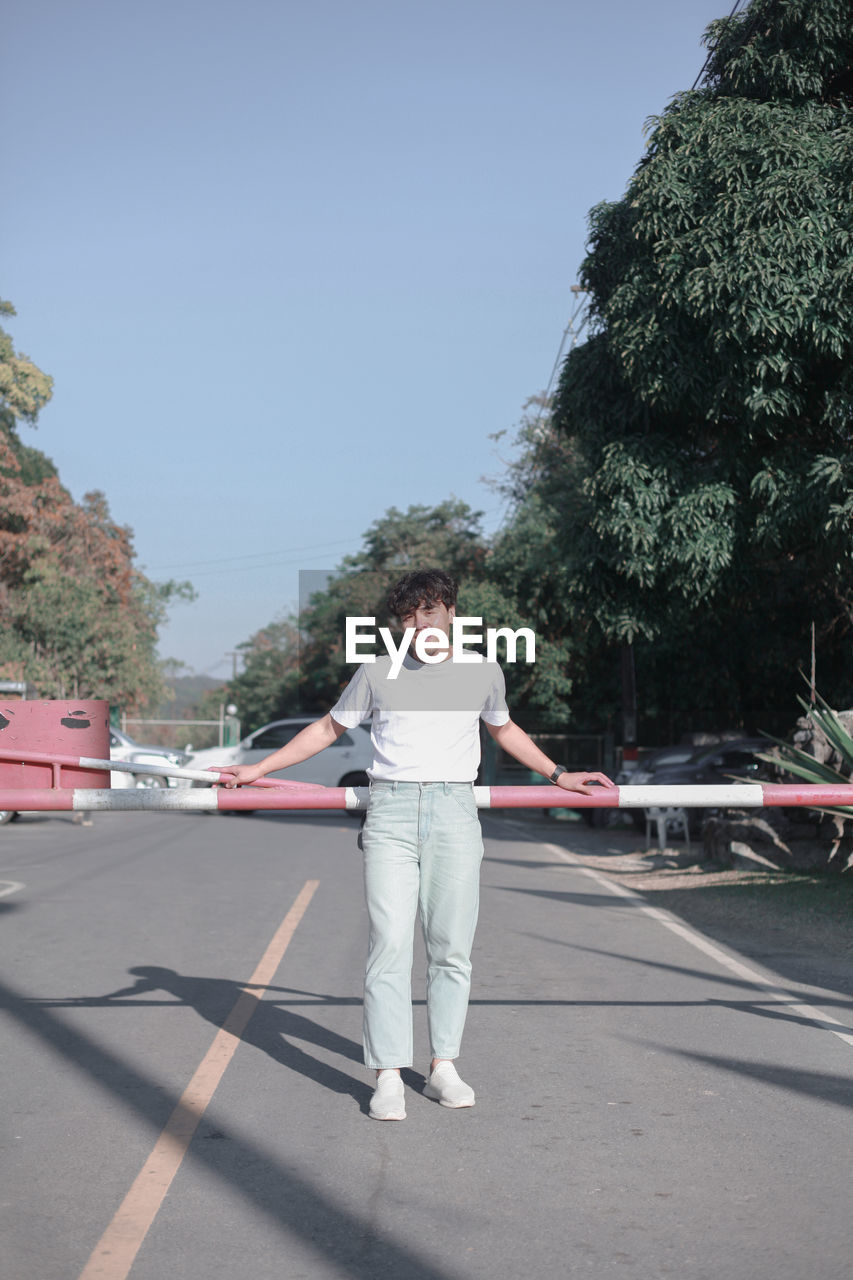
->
<box><xmin>4</xmin><ymin>703</ymin><xmax>851</xmax><ymax>815</ymax></box>
<box><xmin>4</xmin><ymin>702</ymin><xmax>851</xmax><ymax>815</ymax></box>
<box><xmin>2</xmin><ymin>777</ymin><xmax>853</xmax><ymax>814</ymax></box>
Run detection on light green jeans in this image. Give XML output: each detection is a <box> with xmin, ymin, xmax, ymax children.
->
<box><xmin>361</xmin><ymin>781</ymin><xmax>484</xmax><ymax>1069</ymax></box>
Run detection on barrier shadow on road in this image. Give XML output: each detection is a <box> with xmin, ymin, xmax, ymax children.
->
<box><xmin>482</xmin><ymin>854</ymin><xmax>581</xmax><ymax>872</ymax></box>
<box><xmin>0</xmin><ymin>972</ymin><xmax>461</xmax><ymax>1280</ymax></box>
<box><xmin>491</xmin><ymin>883</ymin><xmax>638</xmax><ymax>909</ymax></box>
<box><xmin>32</xmin><ymin>964</ymin><xmax>371</xmax><ymax>1108</ymax></box>
<box><xmin>480</xmin><ymin>812</ymin><xmax>642</xmax><ymax>848</ymax></box>
<box><xmin>629</xmin><ymin>881</ymin><xmax>853</xmax><ymax>1004</ymax></box>
<box><xmin>511</xmin><ymin>933</ymin><xmax>853</xmax><ymax>1031</ymax></box>
<box><xmin>507</xmin><ymin>872</ymin><xmax>853</xmax><ymax>1009</ymax></box>
<box><xmin>634</xmin><ymin>1040</ymin><xmax>853</xmax><ymax>1112</ymax></box>
<box><xmin>484</xmin><ymin>818</ymin><xmax>853</xmax><ymax>1012</ymax></box>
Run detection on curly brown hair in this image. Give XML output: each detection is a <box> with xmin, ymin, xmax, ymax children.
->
<box><xmin>386</xmin><ymin>569</ymin><xmax>458</xmax><ymax>619</ymax></box>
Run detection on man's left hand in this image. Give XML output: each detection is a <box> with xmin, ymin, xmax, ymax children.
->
<box><xmin>554</xmin><ymin>771</ymin><xmax>616</xmax><ymax>795</ymax></box>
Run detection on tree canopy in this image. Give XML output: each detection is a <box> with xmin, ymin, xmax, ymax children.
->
<box><xmin>207</xmin><ymin>496</ymin><xmax>584</xmax><ymax>735</ymax></box>
<box><xmin>188</xmin><ymin>0</ymin><xmax>853</xmax><ymax>745</ymax></box>
<box><xmin>549</xmin><ymin>0</ymin><xmax>853</xmax><ymax>737</ymax></box>
<box><xmin>0</xmin><ymin>299</ymin><xmax>53</xmax><ymax>434</ymax></box>
<box><xmin>218</xmin><ymin>502</ymin><xmax>490</xmax><ymax>731</ymax></box>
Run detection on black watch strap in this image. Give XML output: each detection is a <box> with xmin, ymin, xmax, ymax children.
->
<box><xmin>549</xmin><ymin>764</ymin><xmax>567</xmax><ymax>785</ymax></box>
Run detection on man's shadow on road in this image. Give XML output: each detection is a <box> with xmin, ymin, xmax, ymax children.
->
<box><xmin>48</xmin><ymin>966</ymin><xmax>425</xmax><ymax>1114</ymax></box>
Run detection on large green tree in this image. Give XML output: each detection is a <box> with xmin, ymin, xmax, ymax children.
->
<box><xmin>551</xmin><ymin>0</ymin><xmax>853</xmax><ymax>739</ymax></box>
<box><xmin>487</xmin><ymin>396</ymin><xmax>626</xmax><ymax>734</ymax></box>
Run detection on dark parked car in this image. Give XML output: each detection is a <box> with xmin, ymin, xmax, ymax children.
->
<box><xmin>620</xmin><ymin>744</ymin><xmax>705</xmax><ymax>786</ymax></box>
<box><xmin>650</xmin><ymin>738</ymin><xmax>769</xmax><ymax>784</ymax></box>
<box><xmin>638</xmin><ymin>737</ymin><xmax>772</xmax><ymax>834</ymax></box>
<box><xmin>616</xmin><ymin>744</ymin><xmax>701</xmax><ymax>829</ymax></box>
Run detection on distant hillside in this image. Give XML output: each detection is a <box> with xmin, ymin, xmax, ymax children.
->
<box><xmin>156</xmin><ymin>674</ymin><xmax>225</xmax><ymax>718</ymax></box>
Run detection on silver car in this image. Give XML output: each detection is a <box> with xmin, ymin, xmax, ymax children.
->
<box><xmin>109</xmin><ymin>729</ymin><xmax>190</xmax><ymax>789</ymax></box>
<box><xmin>181</xmin><ymin>717</ymin><xmax>373</xmax><ymax>798</ymax></box>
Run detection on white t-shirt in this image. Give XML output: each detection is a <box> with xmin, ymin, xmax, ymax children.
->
<box><xmin>330</xmin><ymin>651</ymin><xmax>510</xmax><ymax>781</ymax></box>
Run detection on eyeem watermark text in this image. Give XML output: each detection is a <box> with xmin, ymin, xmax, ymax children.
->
<box><xmin>346</xmin><ymin>617</ymin><xmax>536</xmax><ymax>679</ymax></box>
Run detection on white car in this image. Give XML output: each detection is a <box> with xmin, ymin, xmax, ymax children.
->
<box><xmin>109</xmin><ymin>729</ymin><xmax>191</xmax><ymax>789</ymax></box>
<box><xmin>180</xmin><ymin>718</ymin><xmax>373</xmax><ymax>795</ymax></box>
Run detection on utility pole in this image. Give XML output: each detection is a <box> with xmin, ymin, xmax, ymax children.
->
<box><xmin>621</xmin><ymin>643</ymin><xmax>638</xmax><ymax>772</ymax></box>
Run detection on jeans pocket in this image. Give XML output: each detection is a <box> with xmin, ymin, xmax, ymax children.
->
<box><xmin>448</xmin><ymin>787</ymin><xmax>478</xmax><ymax>819</ymax></box>
<box><xmin>365</xmin><ymin>787</ymin><xmax>397</xmax><ymax>831</ymax></box>
<box><xmin>368</xmin><ymin>786</ymin><xmax>395</xmax><ymax>813</ymax></box>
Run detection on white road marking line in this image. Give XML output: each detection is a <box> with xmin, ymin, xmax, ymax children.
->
<box><xmin>77</xmin><ymin>879</ymin><xmax>319</xmax><ymax>1280</ymax></box>
<box><xmin>540</xmin><ymin>839</ymin><xmax>853</xmax><ymax>1050</ymax></box>
<box><xmin>485</xmin><ymin>815</ymin><xmax>853</xmax><ymax>1051</ymax></box>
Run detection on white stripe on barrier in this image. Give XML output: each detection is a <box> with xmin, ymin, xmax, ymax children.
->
<box><xmin>344</xmin><ymin>786</ymin><xmax>366</xmax><ymax>811</ymax></box>
<box><xmin>73</xmin><ymin>789</ymin><xmax>218</xmax><ymax>811</ymax></box>
<box><xmin>618</xmin><ymin>784</ymin><xmax>764</xmax><ymax>808</ymax></box>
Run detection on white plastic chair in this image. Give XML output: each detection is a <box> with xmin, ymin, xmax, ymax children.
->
<box><xmin>645</xmin><ymin>805</ymin><xmax>691</xmax><ymax>853</ymax></box>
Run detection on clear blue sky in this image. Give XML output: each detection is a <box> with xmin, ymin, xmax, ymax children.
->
<box><xmin>3</xmin><ymin>0</ymin><xmax>724</xmax><ymax>679</ymax></box>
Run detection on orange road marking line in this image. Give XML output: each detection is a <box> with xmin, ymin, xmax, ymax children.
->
<box><xmin>78</xmin><ymin>879</ymin><xmax>320</xmax><ymax>1280</ymax></box>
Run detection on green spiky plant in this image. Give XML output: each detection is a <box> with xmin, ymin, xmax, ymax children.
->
<box><xmin>760</xmin><ymin>688</ymin><xmax>853</xmax><ymax>820</ymax></box>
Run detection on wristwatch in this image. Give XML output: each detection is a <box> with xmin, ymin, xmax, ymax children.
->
<box><xmin>549</xmin><ymin>764</ymin><xmax>567</xmax><ymax>785</ymax></box>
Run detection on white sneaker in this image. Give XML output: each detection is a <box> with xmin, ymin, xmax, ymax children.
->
<box><xmin>369</xmin><ymin>1070</ymin><xmax>406</xmax><ymax>1121</ymax></box>
<box><xmin>424</xmin><ymin>1061</ymin><xmax>475</xmax><ymax>1108</ymax></box>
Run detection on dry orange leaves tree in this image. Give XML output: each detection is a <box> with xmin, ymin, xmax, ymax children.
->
<box><xmin>0</xmin><ymin>299</ymin><xmax>192</xmax><ymax>708</ymax></box>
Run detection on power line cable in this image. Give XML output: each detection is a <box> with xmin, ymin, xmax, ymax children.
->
<box><xmin>148</xmin><ymin>536</ymin><xmax>363</xmax><ymax>572</ymax></box>
<box><xmin>148</xmin><ymin>504</ymin><xmax>508</xmax><ymax>576</ymax></box>
<box><xmin>529</xmin><ymin>286</ymin><xmax>589</xmax><ymax>439</ymax></box>
<box><xmin>165</xmin><ymin>553</ymin><xmax>353</xmax><ymax>580</ymax></box>
<box><xmin>689</xmin><ymin>0</ymin><xmax>762</xmax><ymax>92</ymax></box>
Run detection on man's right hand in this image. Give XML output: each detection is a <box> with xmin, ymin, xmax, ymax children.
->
<box><xmin>213</xmin><ymin>764</ymin><xmax>264</xmax><ymax>788</ymax></box>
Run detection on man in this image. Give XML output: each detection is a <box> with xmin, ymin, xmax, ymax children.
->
<box><xmin>220</xmin><ymin>569</ymin><xmax>614</xmax><ymax>1120</ymax></box>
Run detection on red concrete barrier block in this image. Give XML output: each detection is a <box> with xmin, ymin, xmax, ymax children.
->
<box><xmin>0</xmin><ymin>700</ymin><xmax>110</xmax><ymax>789</ymax></box>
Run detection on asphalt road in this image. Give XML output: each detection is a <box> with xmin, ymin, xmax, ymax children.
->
<box><xmin>1</xmin><ymin>807</ymin><xmax>852</xmax><ymax>1280</ymax></box>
